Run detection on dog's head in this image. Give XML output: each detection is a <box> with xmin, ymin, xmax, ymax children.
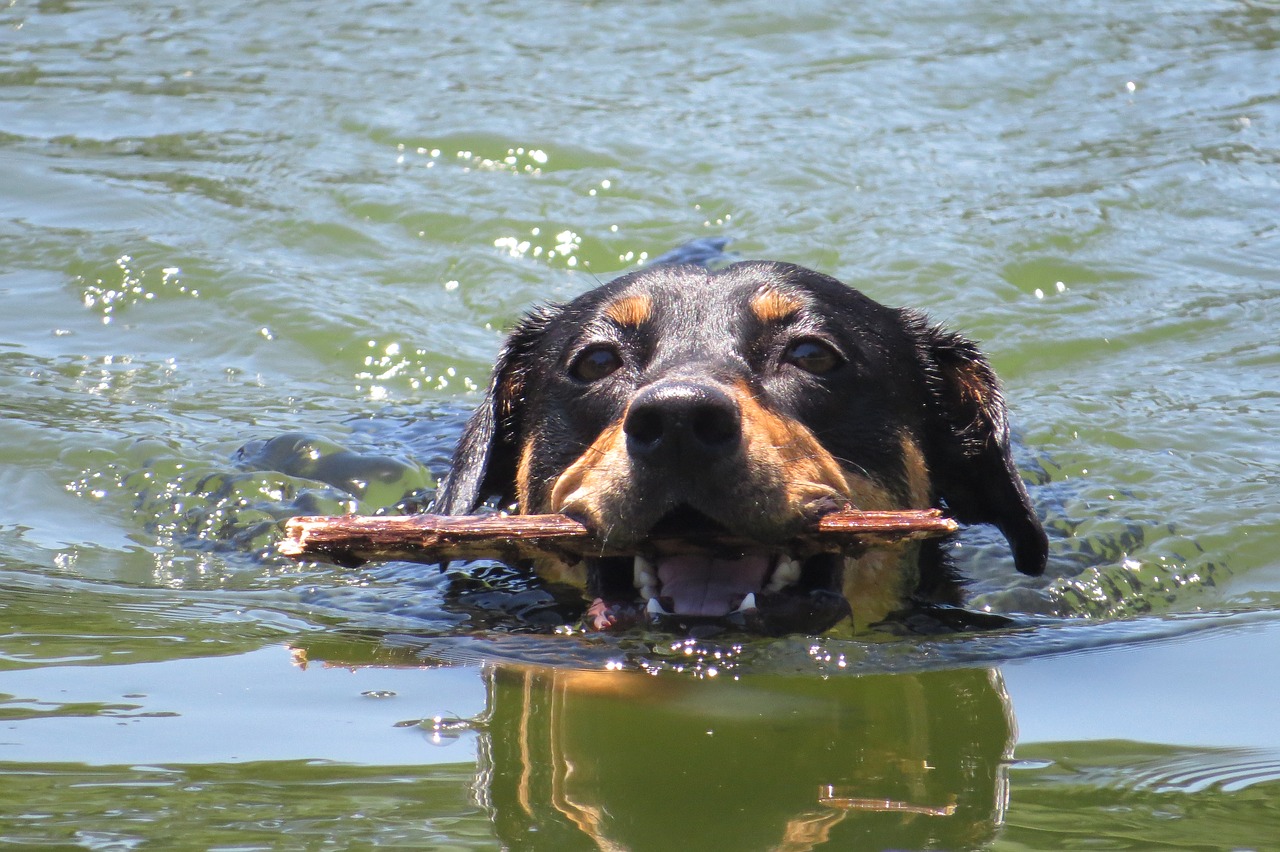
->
<box><xmin>435</xmin><ymin>261</ymin><xmax>1046</xmax><ymax>632</ymax></box>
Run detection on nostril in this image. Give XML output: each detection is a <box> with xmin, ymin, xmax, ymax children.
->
<box><xmin>624</xmin><ymin>404</ymin><xmax>665</xmax><ymax>449</ymax></box>
<box><xmin>692</xmin><ymin>403</ymin><xmax>739</xmax><ymax>448</ymax></box>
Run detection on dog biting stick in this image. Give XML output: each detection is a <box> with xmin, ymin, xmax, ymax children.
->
<box><xmin>277</xmin><ymin>508</ymin><xmax>958</xmax><ymax>568</ymax></box>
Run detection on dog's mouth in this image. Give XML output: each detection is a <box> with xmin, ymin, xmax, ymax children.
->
<box><xmin>583</xmin><ymin>508</ymin><xmax>852</xmax><ymax>635</ymax></box>
<box><xmin>639</xmin><ymin>551</ymin><xmax>769</xmax><ymax>617</ymax></box>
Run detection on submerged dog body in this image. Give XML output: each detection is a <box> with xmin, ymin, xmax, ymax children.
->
<box><xmin>434</xmin><ymin>261</ymin><xmax>1046</xmax><ymax>632</ymax></box>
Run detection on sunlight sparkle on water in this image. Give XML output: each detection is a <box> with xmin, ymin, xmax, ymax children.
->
<box><xmin>494</xmin><ymin>227</ymin><xmax>582</xmax><ymax>267</ymax></box>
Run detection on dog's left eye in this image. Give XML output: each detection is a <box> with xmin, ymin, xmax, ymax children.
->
<box><xmin>570</xmin><ymin>344</ymin><xmax>623</xmax><ymax>382</ymax></box>
<box><xmin>782</xmin><ymin>339</ymin><xmax>842</xmax><ymax>375</ymax></box>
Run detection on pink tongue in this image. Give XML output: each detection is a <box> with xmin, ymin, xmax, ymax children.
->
<box><xmin>656</xmin><ymin>555</ymin><xmax>771</xmax><ymax>616</ymax></box>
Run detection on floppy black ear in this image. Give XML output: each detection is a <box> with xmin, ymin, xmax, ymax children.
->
<box><xmin>913</xmin><ymin>315</ymin><xmax>1048</xmax><ymax>576</ymax></box>
<box><xmin>430</xmin><ymin>307</ymin><xmax>557</xmax><ymax>516</ymax></box>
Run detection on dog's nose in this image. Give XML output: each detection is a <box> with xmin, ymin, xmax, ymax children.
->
<box><xmin>624</xmin><ymin>381</ymin><xmax>742</xmax><ymax>464</ymax></box>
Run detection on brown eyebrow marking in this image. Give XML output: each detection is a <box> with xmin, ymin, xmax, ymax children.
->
<box><xmin>602</xmin><ymin>293</ymin><xmax>652</xmax><ymax>327</ymax></box>
<box><xmin>749</xmin><ymin>285</ymin><xmax>803</xmax><ymax>324</ymax></box>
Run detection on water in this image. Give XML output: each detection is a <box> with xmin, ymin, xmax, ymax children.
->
<box><xmin>2</xmin><ymin>0</ymin><xmax>1278</xmax><ymax>847</ymax></box>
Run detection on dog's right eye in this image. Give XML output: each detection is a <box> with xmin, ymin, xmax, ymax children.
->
<box><xmin>570</xmin><ymin>344</ymin><xmax>623</xmax><ymax>382</ymax></box>
<box><xmin>782</xmin><ymin>338</ymin><xmax>843</xmax><ymax>375</ymax></box>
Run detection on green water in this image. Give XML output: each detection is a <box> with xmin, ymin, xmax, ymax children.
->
<box><xmin>3</xmin><ymin>0</ymin><xmax>1279</xmax><ymax>848</ymax></box>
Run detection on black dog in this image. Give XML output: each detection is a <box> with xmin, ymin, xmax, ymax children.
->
<box><xmin>434</xmin><ymin>261</ymin><xmax>1046</xmax><ymax>633</ymax></box>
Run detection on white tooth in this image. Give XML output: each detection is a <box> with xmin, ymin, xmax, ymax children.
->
<box><xmin>767</xmin><ymin>555</ymin><xmax>802</xmax><ymax>592</ymax></box>
<box><xmin>633</xmin><ymin>555</ymin><xmax>657</xmax><ymax>589</ymax></box>
<box><xmin>647</xmin><ymin>597</ymin><xmax>670</xmax><ymax>615</ymax></box>
<box><xmin>736</xmin><ymin>592</ymin><xmax>757</xmax><ymax>612</ymax></box>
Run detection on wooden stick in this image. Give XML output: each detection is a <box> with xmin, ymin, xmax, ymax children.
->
<box><xmin>278</xmin><ymin>509</ymin><xmax>958</xmax><ymax>568</ymax></box>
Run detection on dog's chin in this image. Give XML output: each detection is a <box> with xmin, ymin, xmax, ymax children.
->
<box><xmin>582</xmin><ymin>506</ymin><xmax>853</xmax><ymax>635</ymax></box>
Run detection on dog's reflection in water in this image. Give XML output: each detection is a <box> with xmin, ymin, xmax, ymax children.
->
<box><xmin>474</xmin><ymin>663</ymin><xmax>1015</xmax><ymax>851</ymax></box>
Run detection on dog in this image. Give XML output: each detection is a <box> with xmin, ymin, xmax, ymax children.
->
<box><xmin>432</xmin><ymin>260</ymin><xmax>1047</xmax><ymax>633</ymax></box>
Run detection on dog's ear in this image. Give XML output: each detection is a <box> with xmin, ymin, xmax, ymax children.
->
<box><xmin>431</xmin><ymin>307</ymin><xmax>557</xmax><ymax>515</ymax></box>
<box><xmin>912</xmin><ymin>314</ymin><xmax>1048</xmax><ymax>576</ymax></box>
